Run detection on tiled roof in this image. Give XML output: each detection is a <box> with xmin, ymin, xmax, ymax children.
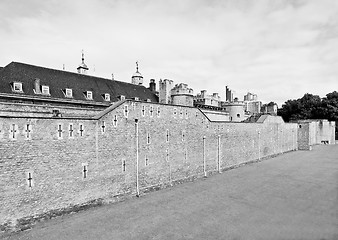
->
<box><xmin>0</xmin><ymin>62</ymin><xmax>158</xmax><ymax>104</ymax></box>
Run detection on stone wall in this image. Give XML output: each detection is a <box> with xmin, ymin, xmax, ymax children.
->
<box><xmin>297</xmin><ymin>120</ymin><xmax>336</xmax><ymax>150</ymax></box>
<box><xmin>0</xmin><ymin>100</ymin><xmax>303</xmax><ymax>231</ymax></box>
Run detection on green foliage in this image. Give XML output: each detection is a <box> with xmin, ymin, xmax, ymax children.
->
<box><xmin>278</xmin><ymin>91</ymin><xmax>338</xmax><ymax>122</ymax></box>
<box><xmin>278</xmin><ymin>91</ymin><xmax>338</xmax><ymax>139</ymax></box>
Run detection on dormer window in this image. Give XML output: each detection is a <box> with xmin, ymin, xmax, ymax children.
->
<box><xmin>103</xmin><ymin>93</ymin><xmax>110</xmax><ymax>101</ymax></box>
<box><xmin>12</xmin><ymin>82</ymin><xmax>23</xmax><ymax>92</ymax></box>
<box><xmin>64</xmin><ymin>88</ymin><xmax>73</xmax><ymax>98</ymax></box>
<box><xmin>119</xmin><ymin>95</ymin><xmax>125</xmax><ymax>101</ymax></box>
<box><xmin>41</xmin><ymin>85</ymin><xmax>50</xmax><ymax>95</ymax></box>
<box><xmin>85</xmin><ymin>91</ymin><xmax>93</xmax><ymax>100</ymax></box>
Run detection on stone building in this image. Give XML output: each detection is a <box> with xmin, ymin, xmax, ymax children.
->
<box><xmin>170</xmin><ymin>83</ymin><xmax>194</xmax><ymax>107</ymax></box>
<box><xmin>0</xmin><ymin>59</ymin><xmax>335</xmax><ymax>232</ymax></box>
<box><xmin>194</xmin><ymin>90</ymin><xmax>221</xmax><ymax>107</ymax></box>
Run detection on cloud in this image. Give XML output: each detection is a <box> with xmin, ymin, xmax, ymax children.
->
<box><xmin>0</xmin><ymin>0</ymin><xmax>337</xmax><ymax>106</ymax></box>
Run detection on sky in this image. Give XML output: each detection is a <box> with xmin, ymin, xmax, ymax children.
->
<box><xmin>0</xmin><ymin>0</ymin><xmax>337</xmax><ymax>106</ymax></box>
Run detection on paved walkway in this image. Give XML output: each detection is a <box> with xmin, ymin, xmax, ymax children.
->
<box><xmin>3</xmin><ymin>145</ymin><xmax>338</xmax><ymax>240</ymax></box>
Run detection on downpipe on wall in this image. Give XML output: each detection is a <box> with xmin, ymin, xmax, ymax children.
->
<box><xmin>203</xmin><ymin>136</ymin><xmax>207</xmax><ymax>177</ymax></box>
<box><xmin>135</xmin><ymin>119</ymin><xmax>140</xmax><ymax>197</ymax></box>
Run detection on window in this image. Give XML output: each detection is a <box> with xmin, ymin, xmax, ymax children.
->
<box><xmin>150</xmin><ymin>106</ymin><xmax>153</xmax><ymax>117</ymax></box>
<box><xmin>9</xmin><ymin>124</ymin><xmax>18</xmax><ymax>140</ymax></box>
<box><xmin>82</xmin><ymin>163</ymin><xmax>88</xmax><ymax>179</ymax></box>
<box><xmin>113</xmin><ymin>115</ymin><xmax>118</xmax><ymax>127</ymax></box>
<box><xmin>57</xmin><ymin>124</ymin><xmax>63</xmax><ymax>139</ymax></box>
<box><xmin>142</xmin><ymin>106</ymin><xmax>146</xmax><ymax>117</ymax></box>
<box><xmin>104</xmin><ymin>93</ymin><xmax>110</xmax><ymax>101</ymax></box>
<box><xmin>124</xmin><ymin>105</ymin><xmax>129</xmax><ymax>118</ymax></box>
<box><xmin>69</xmin><ymin>123</ymin><xmax>74</xmax><ymax>138</ymax></box>
<box><xmin>119</xmin><ymin>95</ymin><xmax>125</xmax><ymax>101</ymax></box>
<box><xmin>101</xmin><ymin>121</ymin><xmax>106</xmax><ymax>133</ymax></box>
<box><xmin>147</xmin><ymin>132</ymin><xmax>150</xmax><ymax>144</ymax></box>
<box><xmin>41</xmin><ymin>85</ymin><xmax>50</xmax><ymax>95</ymax></box>
<box><xmin>65</xmin><ymin>88</ymin><xmax>73</xmax><ymax>98</ymax></box>
<box><xmin>122</xmin><ymin>160</ymin><xmax>126</xmax><ymax>172</ymax></box>
<box><xmin>237</xmin><ymin>114</ymin><xmax>240</xmax><ymax>118</ymax></box>
<box><xmin>25</xmin><ymin>124</ymin><xmax>32</xmax><ymax>140</ymax></box>
<box><xmin>157</xmin><ymin>107</ymin><xmax>160</xmax><ymax>117</ymax></box>
<box><xmin>185</xmin><ymin>109</ymin><xmax>188</xmax><ymax>119</ymax></box>
<box><xmin>86</xmin><ymin>91</ymin><xmax>93</xmax><ymax>100</ymax></box>
<box><xmin>26</xmin><ymin>171</ymin><xmax>33</xmax><ymax>188</ymax></box>
<box><xmin>12</xmin><ymin>82</ymin><xmax>23</xmax><ymax>92</ymax></box>
<box><xmin>79</xmin><ymin>123</ymin><xmax>84</xmax><ymax>136</ymax></box>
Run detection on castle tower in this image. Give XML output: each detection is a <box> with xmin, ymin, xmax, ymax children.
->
<box><xmin>131</xmin><ymin>61</ymin><xmax>143</xmax><ymax>85</ymax></box>
<box><xmin>171</xmin><ymin>83</ymin><xmax>194</xmax><ymax>106</ymax></box>
<box><xmin>159</xmin><ymin>79</ymin><xmax>174</xmax><ymax>104</ymax></box>
<box><xmin>77</xmin><ymin>50</ymin><xmax>89</xmax><ymax>74</ymax></box>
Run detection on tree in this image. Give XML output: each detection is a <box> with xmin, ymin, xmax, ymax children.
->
<box><xmin>278</xmin><ymin>91</ymin><xmax>338</xmax><ymax>139</ymax></box>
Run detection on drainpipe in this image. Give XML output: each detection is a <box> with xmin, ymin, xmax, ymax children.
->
<box><xmin>218</xmin><ymin>135</ymin><xmax>221</xmax><ymax>173</ymax></box>
<box><xmin>258</xmin><ymin>130</ymin><xmax>261</xmax><ymax>160</ymax></box>
<box><xmin>135</xmin><ymin>119</ymin><xmax>140</xmax><ymax>197</ymax></box>
<box><xmin>203</xmin><ymin>136</ymin><xmax>206</xmax><ymax>177</ymax></box>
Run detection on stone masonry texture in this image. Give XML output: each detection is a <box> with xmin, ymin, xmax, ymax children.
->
<box><xmin>0</xmin><ymin>100</ymin><xmax>334</xmax><ymax>232</ymax></box>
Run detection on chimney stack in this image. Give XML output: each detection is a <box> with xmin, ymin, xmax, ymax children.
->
<box><xmin>149</xmin><ymin>79</ymin><xmax>156</xmax><ymax>92</ymax></box>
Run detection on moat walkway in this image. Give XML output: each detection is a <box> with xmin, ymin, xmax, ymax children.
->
<box><xmin>3</xmin><ymin>145</ymin><xmax>338</xmax><ymax>240</ymax></box>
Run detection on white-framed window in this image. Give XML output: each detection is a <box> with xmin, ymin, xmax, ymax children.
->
<box><xmin>122</xmin><ymin>160</ymin><xmax>126</xmax><ymax>172</ymax></box>
<box><xmin>82</xmin><ymin>163</ymin><xmax>88</xmax><ymax>179</ymax></box>
<box><xmin>101</xmin><ymin>121</ymin><xmax>106</xmax><ymax>133</ymax></box>
<box><xmin>79</xmin><ymin>123</ymin><xmax>84</xmax><ymax>137</ymax></box>
<box><xmin>12</xmin><ymin>82</ymin><xmax>23</xmax><ymax>92</ymax></box>
<box><xmin>147</xmin><ymin>132</ymin><xmax>150</xmax><ymax>144</ymax></box>
<box><xmin>142</xmin><ymin>106</ymin><xmax>146</xmax><ymax>117</ymax></box>
<box><xmin>9</xmin><ymin>123</ymin><xmax>18</xmax><ymax>140</ymax></box>
<box><xmin>57</xmin><ymin>124</ymin><xmax>63</xmax><ymax>139</ymax></box>
<box><xmin>104</xmin><ymin>93</ymin><xmax>110</xmax><ymax>101</ymax></box>
<box><xmin>26</xmin><ymin>171</ymin><xmax>34</xmax><ymax>188</ymax></box>
<box><xmin>41</xmin><ymin>85</ymin><xmax>50</xmax><ymax>95</ymax></box>
<box><xmin>65</xmin><ymin>88</ymin><xmax>73</xmax><ymax>98</ymax></box>
<box><xmin>113</xmin><ymin>115</ymin><xmax>118</xmax><ymax>127</ymax></box>
<box><xmin>145</xmin><ymin>155</ymin><xmax>149</xmax><ymax>166</ymax></box>
<box><xmin>86</xmin><ymin>91</ymin><xmax>93</xmax><ymax>100</ymax></box>
<box><xmin>25</xmin><ymin>124</ymin><xmax>32</xmax><ymax>140</ymax></box>
<box><xmin>69</xmin><ymin>123</ymin><xmax>74</xmax><ymax>138</ymax></box>
<box><xmin>119</xmin><ymin>95</ymin><xmax>125</xmax><ymax>101</ymax></box>
<box><xmin>150</xmin><ymin>106</ymin><xmax>153</xmax><ymax>117</ymax></box>
<box><xmin>124</xmin><ymin>105</ymin><xmax>129</xmax><ymax>118</ymax></box>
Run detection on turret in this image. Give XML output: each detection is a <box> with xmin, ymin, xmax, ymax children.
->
<box><xmin>131</xmin><ymin>61</ymin><xmax>143</xmax><ymax>85</ymax></box>
<box><xmin>159</xmin><ymin>79</ymin><xmax>173</xmax><ymax>104</ymax></box>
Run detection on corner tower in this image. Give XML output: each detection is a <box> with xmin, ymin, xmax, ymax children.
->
<box><xmin>131</xmin><ymin>61</ymin><xmax>143</xmax><ymax>85</ymax></box>
<box><xmin>77</xmin><ymin>50</ymin><xmax>89</xmax><ymax>74</ymax></box>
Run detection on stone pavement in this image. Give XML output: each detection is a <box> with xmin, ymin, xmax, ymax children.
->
<box><xmin>2</xmin><ymin>145</ymin><xmax>338</xmax><ymax>240</ymax></box>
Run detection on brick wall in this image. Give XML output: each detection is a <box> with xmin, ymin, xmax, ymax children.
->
<box><xmin>0</xmin><ymin>100</ymin><xmax>300</xmax><ymax>231</ymax></box>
